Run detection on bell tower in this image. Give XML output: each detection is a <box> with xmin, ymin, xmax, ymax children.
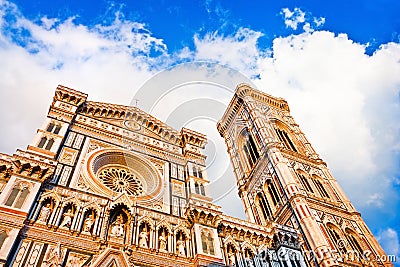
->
<box><xmin>217</xmin><ymin>84</ymin><xmax>392</xmax><ymax>267</ymax></box>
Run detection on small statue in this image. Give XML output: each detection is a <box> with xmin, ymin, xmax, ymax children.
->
<box><xmin>110</xmin><ymin>214</ymin><xmax>125</xmax><ymax>237</ymax></box>
<box><xmin>177</xmin><ymin>236</ymin><xmax>186</xmax><ymax>256</ymax></box>
<box><xmin>82</xmin><ymin>214</ymin><xmax>95</xmax><ymax>233</ymax></box>
<box><xmin>60</xmin><ymin>208</ymin><xmax>74</xmax><ymax>228</ymax></box>
<box><xmin>139</xmin><ymin>227</ymin><xmax>149</xmax><ymax>248</ymax></box>
<box><xmin>227</xmin><ymin>251</ymin><xmax>236</xmax><ymax>266</ymax></box>
<box><xmin>158</xmin><ymin>231</ymin><xmax>167</xmax><ymax>251</ymax></box>
<box><xmin>38</xmin><ymin>203</ymin><xmax>52</xmax><ymax>223</ymax></box>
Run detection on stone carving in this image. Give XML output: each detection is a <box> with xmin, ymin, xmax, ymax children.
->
<box><xmin>110</xmin><ymin>214</ymin><xmax>125</xmax><ymax>238</ymax></box>
<box><xmin>60</xmin><ymin>208</ymin><xmax>74</xmax><ymax>228</ymax></box>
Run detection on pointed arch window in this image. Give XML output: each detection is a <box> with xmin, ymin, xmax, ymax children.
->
<box><xmin>266</xmin><ymin>179</ymin><xmax>280</xmax><ymax>207</ymax></box>
<box><xmin>326</xmin><ymin>223</ymin><xmax>346</xmax><ymax>253</ymax></box>
<box><xmin>275</xmin><ymin>128</ymin><xmax>298</xmax><ymax>152</ymax></box>
<box><xmin>345</xmin><ymin>229</ymin><xmax>363</xmax><ymax>255</ymax></box>
<box><xmin>256</xmin><ymin>192</ymin><xmax>272</xmax><ymax>221</ymax></box>
<box><xmin>313</xmin><ymin>178</ymin><xmax>330</xmax><ymax>198</ymax></box>
<box><xmin>239</xmin><ymin>129</ymin><xmax>260</xmax><ymax>170</ymax></box>
<box><xmin>296</xmin><ymin>172</ymin><xmax>314</xmax><ymax>193</ymax></box>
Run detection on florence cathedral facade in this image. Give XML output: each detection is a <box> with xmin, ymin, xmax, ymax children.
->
<box><xmin>0</xmin><ymin>84</ymin><xmax>392</xmax><ymax>267</ymax></box>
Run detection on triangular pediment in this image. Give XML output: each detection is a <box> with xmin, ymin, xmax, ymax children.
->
<box><xmin>90</xmin><ymin>248</ymin><xmax>129</xmax><ymax>267</ymax></box>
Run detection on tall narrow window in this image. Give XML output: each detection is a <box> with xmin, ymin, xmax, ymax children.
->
<box><xmin>200</xmin><ymin>184</ymin><xmax>205</xmax><ymax>195</ymax></box>
<box><xmin>54</xmin><ymin>125</ymin><xmax>61</xmax><ymax>134</ymax></box>
<box><xmin>38</xmin><ymin>137</ymin><xmax>47</xmax><ymax>148</ymax></box>
<box><xmin>46</xmin><ymin>123</ymin><xmax>55</xmax><ymax>132</ymax></box>
<box><xmin>267</xmin><ymin>180</ymin><xmax>280</xmax><ymax>207</ymax></box>
<box><xmin>274</xmin><ymin>128</ymin><xmax>297</xmax><ymax>152</ymax></box>
<box><xmin>4</xmin><ymin>184</ymin><xmax>29</xmax><ymax>209</ymax></box>
<box><xmin>313</xmin><ymin>179</ymin><xmax>330</xmax><ymax>198</ymax></box>
<box><xmin>327</xmin><ymin>224</ymin><xmax>346</xmax><ymax>253</ymax></box>
<box><xmin>240</xmin><ymin>130</ymin><xmax>259</xmax><ymax>170</ymax></box>
<box><xmin>345</xmin><ymin>229</ymin><xmax>363</xmax><ymax>255</ymax></box>
<box><xmin>0</xmin><ymin>231</ymin><xmax>7</xmax><ymax>249</ymax></box>
<box><xmin>4</xmin><ymin>188</ymin><xmax>19</xmax><ymax>206</ymax></box>
<box><xmin>14</xmin><ymin>187</ymin><xmax>29</xmax><ymax>208</ymax></box>
<box><xmin>45</xmin><ymin>139</ymin><xmax>54</xmax><ymax>150</ymax></box>
<box><xmin>296</xmin><ymin>172</ymin><xmax>314</xmax><ymax>193</ymax></box>
<box><xmin>195</xmin><ymin>183</ymin><xmax>200</xmax><ymax>194</ymax></box>
<box><xmin>257</xmin><ymin>193</ymin><xmax>272</xmax><ymax>221</ymax></box>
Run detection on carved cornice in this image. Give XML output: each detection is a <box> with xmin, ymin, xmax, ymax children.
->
<box><xmin>217</xmin><ymin>83</ymin><xmax>290</xmax><ymax>136</ymax></box>
<box><xmin>53</xmin><ymin>84</ymin><xmax>88</xmax><ymax>107</ymax></box>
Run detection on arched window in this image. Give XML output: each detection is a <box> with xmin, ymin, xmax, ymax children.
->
<box><xmin>38</xmin><ymin>137</ymin><xmax>47</xmax><ymax>148</ymax></box>
<box><xmin>200</xmin><ymin>184</ymin><xmax>205</xmax><ymax>195</ymax></box>
<box><xmin>0</xmin><ymin>231</ymin><xmax>7</xmax><ymax>249</ymax></box>
<box><xmin>266</xmin><ymin>179</ymin><xmax>280</xmax><ymax>207</ymax></box>
<box><xmin>4</xmin><ymin>183</ymin><xmax>30</xmax><ymax>209</ymax></box>
<box><xmin>194</xmin><ymin>182</ymin><xmax>200</xmax><ymax>194</ymax></box>
<box><xmin>296</xmin><ymin>172</ymin><xmax>314</xmax><ymax>193</ymax></box>
<box><xmin>239</xmin><ymin>130</ymin><xmax>260</xmax><ymax>170</ymax></box>
<box><xmin>274</xmin><ymin>127</ymin><xmax>298</xmax><ymax>152</ymax></box>
<box><xmin>312</xmin><ymin>178</ymin><xmax>330</xmax><ymax>198</ymax></box>
<box><xmin>326</xmin><ymin>223</ymin><xmax>346</xmax><ymax>253</ymax></box>
<box><xmin>256</xmin><ymin>192</ymin><xmax>272</xmax><ymax>222</ymax></box>
<box><xmin>345</xmin><ymin>229</ymin><xmax>363</xmax><ymax>255</ymax></box>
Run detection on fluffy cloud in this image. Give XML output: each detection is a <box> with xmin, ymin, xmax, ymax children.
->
<box><xmin>377</xmin><ymin>228</ymin><xmax>400</xmax><ymax>256</ymax></box>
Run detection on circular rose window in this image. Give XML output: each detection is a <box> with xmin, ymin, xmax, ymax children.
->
<box><xmin>98</xmin><ymin>167</ymin><xmax>144</xmax><ymax>196</ymax></box>
<box><xmin>83</xmin><ymin>148</ymin><xmax>163</xmax><ymax>202</ymax></box>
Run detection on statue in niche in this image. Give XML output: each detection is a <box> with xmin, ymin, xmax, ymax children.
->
<box><xmin>139</xmin><ymin>227</ymin><xmax>149</xmax><ymax>248</ymax></box>
<box><xmin>158</xmin><ymin>230</ymin><xmax>167</xmax><ymax>251</ymax></box>
<box><xmin>177</xmin><ymin>236</ymin><xmax>186</xmax><ymax>256</ymax></box>
<box><xmin>82</xmin><ymin>213</ymin><xmax>95</xmax><ymax>233</ymax></box>
<box><xmin>227</xmin><ymin>250</ymin><xmax>236</xmax><ymax>266</ymax></box>
<box><xmin>110</xmin><ymin>214</ymin><xmax>125</xmax><ymax>237</ymax></box>
<box><xmin>60</xmin><ymin>208</ymin><xmax>74</xmax><ymax>228</ymax></box>
<box><xmin>38</xmin><ymin>202</ymin><xmax>52</xmax><ymax>223</ymax></box>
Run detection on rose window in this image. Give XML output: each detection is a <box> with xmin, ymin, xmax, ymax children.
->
<box><xmin>98</xmin><ymin>167</ymin><xmax>144</xmax><ymax>196</ymax></box>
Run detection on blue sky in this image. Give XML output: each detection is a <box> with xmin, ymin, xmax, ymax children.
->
<box><xmin>0</xmin><ymin>0</ymin><xmax>399</xmax><ymax>262</ymax></box>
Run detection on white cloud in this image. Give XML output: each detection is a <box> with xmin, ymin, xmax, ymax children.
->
<box><xmin>377</xmin><ymin>228</ymin><xmax>400</xmax><ymax>256</ymax></box>
<box><xmin>281</xmin><ymin>7</ymin><xmax>306</xmax><ymax>30</ymax></box>
<box><xmin>281</xmin><ymin>7</ymin><xmax>325</xmax><ymax>32</ymax></box>
<box><xmin>193</xmin><ymin>27</ymin><xmax>264</xmax><ymax>77</ymax></box>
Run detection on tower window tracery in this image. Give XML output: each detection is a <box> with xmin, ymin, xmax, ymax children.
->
<box><xmin>296</xmin><ymin>172</ymin><xmax>314</xmax><ymax>193</ymax></box>
<box><xmin>345</xmin><ymin>229</ymin><xmax>364</xmax><ymax>255</ymax></box>
<box><xmin>326</xmin><ymin>223</ymin><xmax>346</xmax><ymax>254</ymax></box>
<box><xmin>312</xmin><ymin>177</ymin><xmax>330</xmax><ymax>198</ymax></box>
<box><xmin>274</xmin><ymin>127</ymin><xmax>298</xmax><ymax>152</ymax></box>
<box><xmin>256</xmin><ymin>192</ymin><xmax>272</xmax><ymax>222</ymax></box>
<box><xmin>239</xmin><ymin>129</ymin><xmax>259</xmax><ymax>171</ymax></box>
<box><xmin>266</xmin><ymin>179</ymin><xmax>280</xmax><ymax>207</ymax></box>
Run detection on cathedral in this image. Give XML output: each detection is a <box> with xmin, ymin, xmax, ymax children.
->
<box><xmin>0</xmin><ymin>84</ymin><xmax>392</xmax><ymax>267</ymax></box>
